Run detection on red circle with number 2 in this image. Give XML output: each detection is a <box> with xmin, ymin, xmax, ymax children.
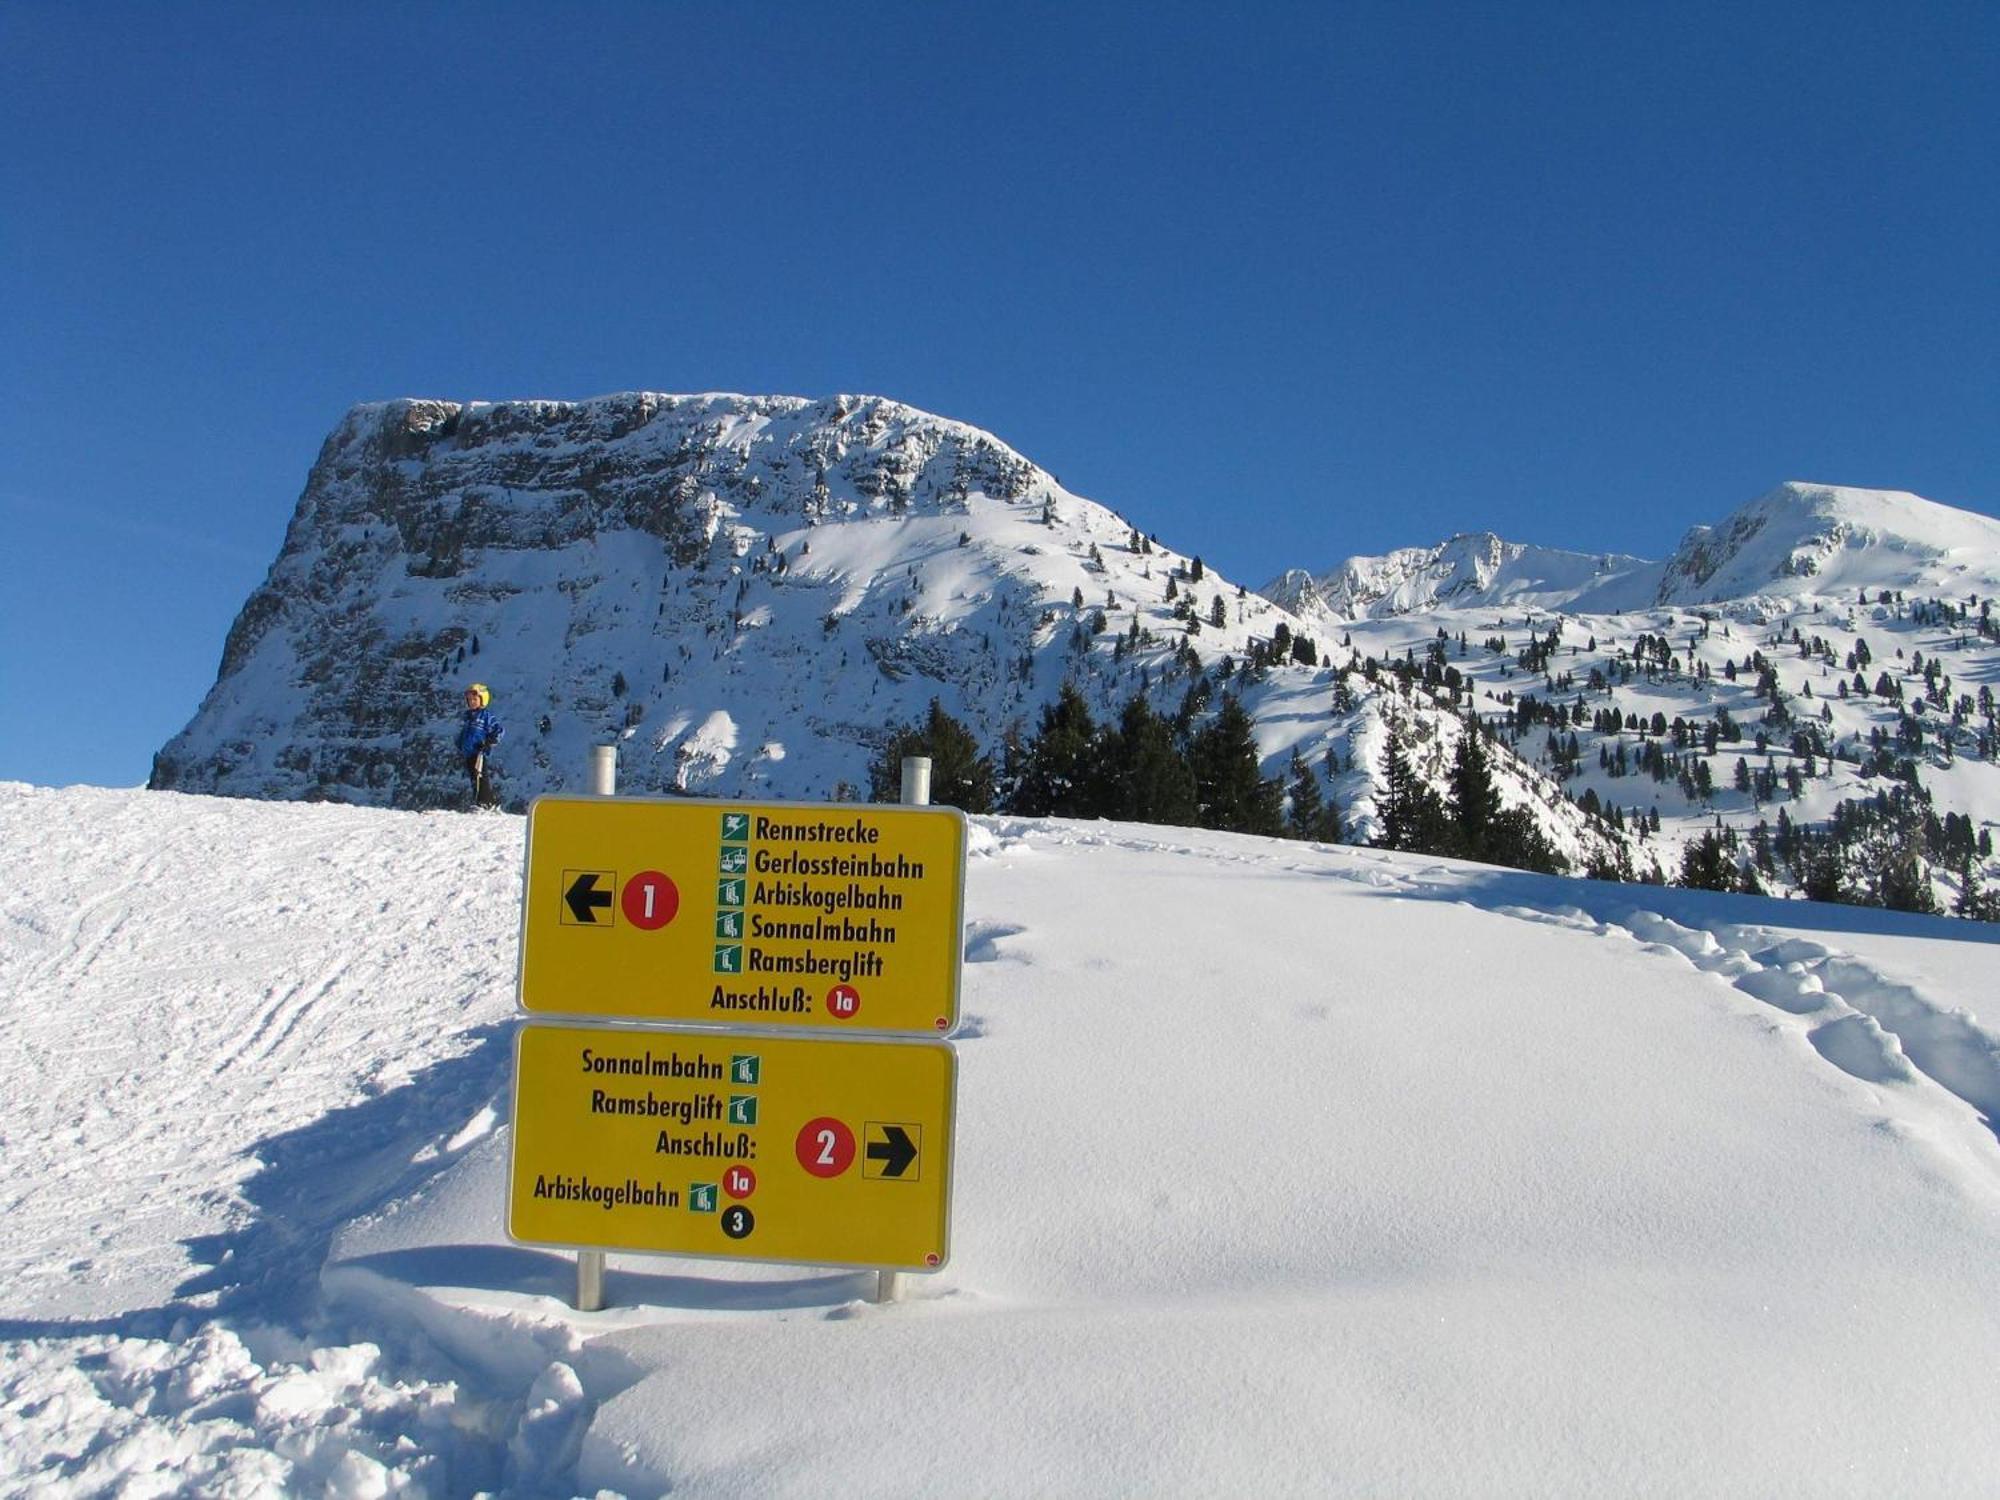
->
<box><xmin>795</xmin><ymin>1117</ymin><xmax>856</xmax><ymax>1178</ymax></box>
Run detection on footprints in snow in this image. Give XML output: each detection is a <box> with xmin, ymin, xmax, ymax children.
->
<box><xmin>964</xmin><ymin>922</ymin><xmax>1027</xmax><ymax>966</ymax></box>
<box><xmin>1809</xmin><ymin>1015</ymin><xmax>1919</xmax><ymax>1086</ymax></box>
<box><xmin>953</xmin><ymin>921</ymin><xmax>1031</xmax><ymax>1043</ymax></box>
<box><xmin>1594</xmin><ymin>910</ymin><xmax>1998</xmax><ymax>1136</ymax></box>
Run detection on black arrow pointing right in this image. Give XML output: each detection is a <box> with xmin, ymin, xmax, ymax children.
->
<box><xmin>866</xmin><ymin>1125</ymin><xmax>918</xmax><ymax>1179</ymax></box>
<box><xmin>564</xmin><ymin>871</ymin><xmax>614</xmax><ymax>923</ymax></box>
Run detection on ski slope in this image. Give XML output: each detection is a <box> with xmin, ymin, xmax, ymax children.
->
<box><xmin>3</xmin><ymin>783</ymin><xmax>2000</xmax><ymax>1496</ymax></box>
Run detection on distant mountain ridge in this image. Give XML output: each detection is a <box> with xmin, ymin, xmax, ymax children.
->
<box><xmin>1275</xmin><ymin>482</ymin><xmax>2000</xmax><ymax>623</ymax></box>
<box><xmin>1266</xmin><ymin>532</ymin><xmax>1651</xmax><ymax>624</ymax></box>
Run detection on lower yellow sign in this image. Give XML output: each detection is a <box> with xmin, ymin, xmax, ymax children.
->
<box><xmin>507</xmin><ymin>1022</ymin><xmax>956</xmax><ymax>1271</ymax></box>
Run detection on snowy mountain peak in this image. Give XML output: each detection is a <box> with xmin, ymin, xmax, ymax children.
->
<box><xmin>149</xmin><ymin>394</ymin><xmax>1999</xmax><ymax>912</ymax></box>
<box><xmin>1268</xmin><ymin>530</ymin><xmax>1651</xmax><ymax>625</ymax></box>
<box><xmin>1652</xmin><ymin>481</ymin><xmax>2000</xmax><ymax>606</ymax></box>
<box><xmin>1272</xmin><ymin>481</ymin><xmax>2000</xmax><ymax>622</ymax></box>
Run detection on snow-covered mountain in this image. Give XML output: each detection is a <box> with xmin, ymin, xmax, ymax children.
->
<box><xmin>1266</xmin><ymin>533</ymin><xmax>1650</xmax><ymax>625</ymax></box>
<box><xmin>153</xmin><ymin>397</ymin><xmax>2000</xmax><ymax>909</ymax></box>
<box><xmin>1278</xmin><ymin>482</ymin><xmax>2000</xmax><ymax>623</ymax></box>
<box><xmin>1649</xmin><ymin>481</ymin><xmax>2000</xmax><ymax>607</ymax></box>
<box><xmin>152</xmin><ymin>392</ymin><xmax>1322</xmax><ymax>808</ymax></box>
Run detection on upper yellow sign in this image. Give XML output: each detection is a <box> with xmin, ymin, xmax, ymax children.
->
<box><xmin>519</xmin><ymin>796</ymin><xmax>967</xmax><ymax>1034</ymax></box>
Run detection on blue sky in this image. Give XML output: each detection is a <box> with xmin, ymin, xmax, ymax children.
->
<box><xmin>3</xmin><ymin>1</ymin><xmax>1995</xmax><ymax>788</ymax></box>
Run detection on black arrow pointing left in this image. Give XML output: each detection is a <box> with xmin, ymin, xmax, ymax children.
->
<box><xmin>866</xmin><ymin>1125</ymin><xmax>918</xmax><ymax>1179</ymax></box>
<box><xmin>565</xmin><ymin>872</ymin><xmax>613</xmax><ymax>923</ymax></box>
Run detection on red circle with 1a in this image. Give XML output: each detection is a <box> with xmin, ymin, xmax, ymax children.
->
<box><xmin>826</xmin><ymin>984</ymin><xmax>861</xmax><ymax>1020</ymax></box>
<box><xmin>724</xmin><ymin>1165</ymin><xmax>756</xmax><ymax>1199</ymax></box>
<box><xmin>622</xmin><ymin>871</ymin><xmax>679</xmax><ymax>930</ymax></box>
<box><xmin>795</xmin><ymin>1117</ymin><xmax>856</xmax><ymax>1178</ymax></box>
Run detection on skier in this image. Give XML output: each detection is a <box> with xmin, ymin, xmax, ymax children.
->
<box><xmin>457</xmin><ymin>683</ymin><xmax>504</xmax><ymax>808</ymax></box>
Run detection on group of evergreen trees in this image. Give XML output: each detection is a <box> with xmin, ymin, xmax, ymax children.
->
<box><xmin>872</xmin><ymin>694</ymin><xmax>1593</xmax><ymax>880</ymax></box>
<box><xmin>1374</xmin><ymin>714</ymin><xmax>1567</xmax><ymax>875</ymax></box>
<box><xmin>868</xmin><ymin>642</ymin><xmax>1997</xmax><ymax>917</ymax></box>
<box><xmin>1674</xmin><ymin>781</ymin><xmax>2000</xmax><ymax>917</ymax></box>
<box><xmin>871</xmin><ymin>688</ymin><xmax>1338</xmax><ymax>841</ymax></box>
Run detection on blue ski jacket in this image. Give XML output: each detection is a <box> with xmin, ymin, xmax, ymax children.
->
<box><xmin>457</xmin><ymin>707</ymin><xmax>504</xmax><ymax>758</ymax></box>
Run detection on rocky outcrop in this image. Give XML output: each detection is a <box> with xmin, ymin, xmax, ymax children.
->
<box><xmin>151</xmin><ymin>392</ymin><xmax>1302</xmax><ymax>809</ymax></box>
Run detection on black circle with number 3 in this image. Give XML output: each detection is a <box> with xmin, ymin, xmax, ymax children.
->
<box><xmin>721</xmin><ymin>1205</ymin><xmax>755</xmax><ymax>1240</ymax></box>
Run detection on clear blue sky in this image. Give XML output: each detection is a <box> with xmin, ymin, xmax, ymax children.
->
<box><xmin>3</xmin><ymin>1</ymin><xmax>1995</xmax><ymax>788</ymax></box>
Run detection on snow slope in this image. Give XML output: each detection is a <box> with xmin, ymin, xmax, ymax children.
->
<box><xmin>4</xmin><ymin>784</ymin><xmax>2000</xmax><ymax>1495</ymax></box>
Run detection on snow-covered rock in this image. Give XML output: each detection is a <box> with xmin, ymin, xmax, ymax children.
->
<box><xmin>1267</xmin><ymin>532</ymin><xmax>1650</xmax><ymax>624</ymax></box>
<box><xmin>150</xmin><ymin>392</ymin><xmax>1321</xmax><ymax>808</ymax></box>
<box><xmin>1649</xmin><ymin>481</ymin><xmax>2000</xmax><ymax>607</ymax></box>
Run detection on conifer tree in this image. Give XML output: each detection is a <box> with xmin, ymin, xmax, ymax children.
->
<box><xmin>1101</xmin><ymin>695</ymin><xmax>1198</xmax><ymax>827</ymax></box>
<box><xmin>1447</xmin><ymin>717</ymin><xmax>1501</xmax><ymax>859</ymax></box>
<box><xmin>1487</xmin><ymin>805</ymin><xmax>1567</xmax><ymax>874</ymax></box>
<box><xmin>1860</xmin><ymin>815</ymin><xmax>1938</xmax><ymax>913</ymax></box>
<box><xmin>1006</xmin><ymin>683</ymin><xmax>1104</xmax><ymax>817</ymax></box>
<box><xmin>1285</xmin><ymin>749</ymin><xmax>1341</xmax><ymax>842</ymax></box>
<box><xmin>1188</xmin><ymin>697</ymin><xmax>1283</xmax><ymax>835</ymax></box>
<box><xmin>1678</xmin><ymin>830</ymin><xmax>1737</xmax><ymax>891</ymax></box>
<box><xmin>1375</xmin><ymin>721</ymin><xmax>1446</xmax><ymax>853</ymax></box>
<box><xmin>870</xmin><ymin>698</ymin><xmax>996</xmax><ymax>812</ymax></box>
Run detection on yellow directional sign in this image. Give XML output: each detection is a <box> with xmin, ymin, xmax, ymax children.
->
<box><xmin>520</xmin><ymin>795</ymin><xmax>967</xmax><ymax>1034</ymax></box>
<box><xmin>508</xmin><ymin>1022</ymin><xmax>956</xmax><ymax>1270</ymax></box>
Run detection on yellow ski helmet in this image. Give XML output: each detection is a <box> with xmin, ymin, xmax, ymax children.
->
<box><xmin>466</xmin><ymin>683</ymin><xmax>491</xmax><ymax>708</ymax></box>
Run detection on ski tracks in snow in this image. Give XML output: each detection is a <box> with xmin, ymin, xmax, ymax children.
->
<box><xmin>0</xmin><ymin>786</ymin><xmax>522</xmax><ymax>1319</ymax></box>
<box><xmin>5</xmin><ymin>793</ymin><xmax>1996</xmax><ymax>1495</ymax></box>
<box><xmin>0</xmin><ymin>787</ymin><xmax>538</xmax><ymax>1496</ymax></box>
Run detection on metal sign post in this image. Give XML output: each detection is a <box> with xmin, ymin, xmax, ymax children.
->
<box><xmin>574</xmin><ymin>745</ymin><xmax>618</xmax><ymax>1312</ymax></box>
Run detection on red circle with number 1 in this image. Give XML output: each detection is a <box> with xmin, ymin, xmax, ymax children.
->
<box><xmin>795</xmin><ymin>1118</ymin><xmax>856</xmax><ymax>1178</ymax></box>
<box><xmin>724</xmin><ymin>1165</ymin><xmax>756</xmax><ymax>1199</ymax></box>
<box><xmin>826</xmin><ymin>984</ymin><xmax>861</xmax><ymax>1019</ymax></box>
<box><xmin>622</xmin><ymin>871</ymin><xmax>679</xmax><ymax>930</ymax></box>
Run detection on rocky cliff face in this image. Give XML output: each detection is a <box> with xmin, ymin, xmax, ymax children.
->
<box><xmin>151</xmin><ymin>392</ymin><xmax>1317</xmax><ymax>809</ymax></box>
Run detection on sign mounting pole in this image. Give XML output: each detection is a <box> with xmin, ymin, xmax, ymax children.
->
<box><xmin>875</xmin><ymin>754</ymin><xmax>932</xmax><ymax>1306</ymax></box>
<box><xmin>574</xmin><ymin>745</ymin><xmax>618</xmax><ymax>1313</ymax></box>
